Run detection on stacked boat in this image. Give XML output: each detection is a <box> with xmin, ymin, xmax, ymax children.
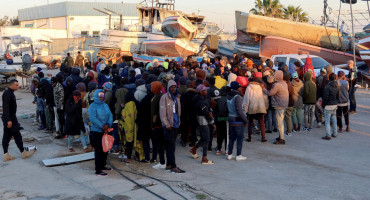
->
<box><xmin>235</xmin><ymin>11</ymin><xmax>362</xmax><ymax>65</ymax></box>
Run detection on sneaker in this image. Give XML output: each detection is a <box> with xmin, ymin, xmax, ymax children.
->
<box><xmin>3</xmin><ymin>153</ymin><xmax>16</xmax><ymax>162</ymax></box>
<box><xmin>165</xmin><ymin>166</ymin><xmax>172</xmax><ymax>171</ymax></box>
<box><xmin>285</xmin><ymin>131</ymin><xmax>292</xmax><ymax>136</ymax></box>
<box><xmin>292</xmin><ymin>129</ymin><xmax>297</xmax><ymax>133</ymax></box>
<box><xmin>171</xmin><ymin>167</ymin><xmax>185</xmax><ymax>173</ymax></box>
<box><xmin>322</xmin><ymin>136</ymin><xmax>331</xmax><ymax>140</ymax></box>
<box><xmin>38</xmin><ymin>126</ymin><xmax>45</xmax><ymax>130</ymax></box>
<box><xmin>266</xmin><ymin>130</ymin><xmax>272</xmax><ymax>133</ymax></box>
<box><xmin>54</xmin><ymin>135</ymin><xmax>63</xmax><ymax>139</ymax></box>
<box><xmin>96</xmin><ymin>171</ymin><xmax>108</xmax><ymax>176</ymax></box>
<box><xmin>103</xmin><ymin>166</ymin><xmax>113</xmax><ymax>171</ymax></box>
<box><xmin>308</xmin><ymin>128</ymin><xmax>312</xmax><ymax>131</ymax></box>
<box><xmin>331</xmin><ymin>134</ymin><xmax>337</xmax><ymax>138</ymax></box>
<box><xmin>302</xmin><ymin>127</ymin><xmax>308</xmax><ymax>131</ymax></box>
<box><xmin>227</xmin><ymin>155</ymin><xmax>233</xmax><ymax>160</ymax></box>
<box><xmin>273</xmin><ymin>139</ymin><xmax>285</xmax><ymax>145</ymax></box>
<box><xmin>216</xmin><ymin>150</ymin><xmax>222</xmax><ymax>155</ymax></box>
<box><xmin>236</xmin><ymin>155</ymin><xmax>247</xmax><ymax>161</ymax></box>
<box><xmin>253</xmin><ymin>126</ymin><xmax>259</xmax><ymax>131</ymax></box>
<box><xmin>150</xmin><ymin>159</ymin><xmax>157</xmax><ymax>164</ymax></box>
<box><xmin>21</xmin><ymin>150</ymin><xmax>35</xmax><ymax>159</ymax></box>
<box><xmin>152</xmin><ymin>163</ymin><xmax>166</xmax><ymax>169</ymax></box>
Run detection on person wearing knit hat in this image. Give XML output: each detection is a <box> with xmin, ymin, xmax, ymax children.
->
<box><xmin>230</xmin><ymin>81</ymin><xmax>241</xmax><ymax>91</ymax></box>
<box><xmin>190</xmin><ymin>84</ymin><xmax>215</xmax><ymax>165</ymax></box>
<box><xmin>77</xmin><ymin>82</ymin><xmax>86</xmax><ymax>92</ymax></box>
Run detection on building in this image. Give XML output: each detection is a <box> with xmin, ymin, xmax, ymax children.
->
<box><xmin>18</xmin><ymin>1</ymin><xmax>140</xmax><ymax>38</ymax></box>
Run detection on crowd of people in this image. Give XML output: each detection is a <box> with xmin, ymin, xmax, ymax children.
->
<box><xmin>4</xmin><ymin>52</ymin><xmax>358</xmax><ymax>177</ymax></box>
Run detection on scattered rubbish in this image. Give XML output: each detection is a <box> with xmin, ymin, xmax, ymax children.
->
<box><xmin>21</xmin><ymin>113</ymin><xmax>35</xmax><ymax>119</ymax></box>
<box><xmin>42</xmin><ymin>152</ymin><xmax>94</xmax><ymax>167</ymax></box>
<box><xmin>24</xmin><ymin>145</ymin><xmax>37</xmax><ymax>151</ymax></box>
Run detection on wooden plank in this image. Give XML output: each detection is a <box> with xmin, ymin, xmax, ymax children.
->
<box><xmin>42</xmin><ymin>152</ymin><xmax>94</xmax><ymax>167</ymax></box>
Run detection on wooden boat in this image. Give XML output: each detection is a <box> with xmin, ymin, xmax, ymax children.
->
<box><xmin>235</xmin><ymin>30</ymin><xmax>259</xmax><ymax>46</ymax></box>
<box><xmin>358</xmin><ymin>35</ymin><xmax>370</xmax><ymax>67</ymax></box>
<box><xmin>143</xmin><ymin>34</ymin><xmax>199</xmax><ymax>57</ymax></box>
<box><xmin>235</xmin><ymin>11</ymin><xmax>344</xmax><ymax>50</ymax></box>
<box><xmin>259</xmin><ymin>36</ymin><xmax>362</xmax><ymax>65</ymax></box>
<box><xmin>234</xmin><ymin>42</ymin><xmax>259</xmax><ymax>58</ymax></box>
<box><xmin>132</xmin><ymin>53</ymin><xmax>204</xmax><ymax>64</ymax></box>
<box><xmin>162</xmin><ymin>16</ymin><xmax>197</xmax><ymax>40</ymax></box>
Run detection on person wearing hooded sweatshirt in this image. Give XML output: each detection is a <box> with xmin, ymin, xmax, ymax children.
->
<box><xmin>283</xmin><ymin>73</ymin><xmax>295</xmax><ymax>136</ymax></box>
<box><xmin>263</xmin><ymin>70</ymin><xmax>289</xmax><ymax>145</ymax></box>
<box><xmin>315</xmin><ymin>68</ymin><xmax>327</xmax><ymax>128</ymax></box>
<box><xmin>83</xmin><ymin>71</ymin><xmax>94</xmax><ymax>87</ymax></box>
<box><xmin>179</xmin><ymin>81</ymin><xmax>198</xmax><ymax>147</ymax></box>
<box><xmin>159</xmin><ymin>80</ymin><xmax>185</xmax><ymax>173</ymax></box>
<box><xmin>52</xmin><ymin>77</ymin><xmax>65</xmax><ymax>139</ymax></box>
<box><xmin>189</xmin><ymin>84</ymin><xmax>216</xmax><ymax>165</ymax></box>
<box><xmin>214</xmin><ymin>67</ymin><xmax>227</xmax><ymax>89</ymax></box>
<box><xmin>68</xmin><ymin>68</ymin><xmax>83</xmax><ymax>88</ymax></box>
<box><xmin>299</xmin><ymin>57</ymin><xmax>316</xmax><ymax>80</ymax></box>
<box><xmin>134</xmin><ymin>79</ymin><xmax>147</xmax><ymax>102</ymax></box>
<box><xmin>114</xmin><ymin>87</ymin><xmax>128</xmax><ymax>120</ymax></box>
<box><xmin>336</xmin><ymin>71</ymin><xmax>350</xmax><ymax>132</ymax></box>
<box><xmin>244</xmin><ymin>73</ymin><xmax>268</xmax><ymax>143</ymax></box>
<box><xmin>322</xmin><ymin>73</ymin><xmax>340</xmax><ymax>140</ymax></box>
<box><xmin>103</xmin><ymin>82</ymin><xmax>113</xmax><ymax>109</ymax></box>
<box><xmin>288</xmin><ymin>63</ymin><xmax>297</xmax><ymax>75</ymax></box>
<box><xmin>88</xmin><ymin>89</ymin><xmax>113</xmax><ymax>176</ymax></box>
<box><xmin>302</xmin><ymin>72</ymin><xmax>317</xmax><ymax>131</ymax></box>
<box><xmin>291</xmin><ymin>73</ymin><xmax>304</xmax><ymax>132</ymax></box>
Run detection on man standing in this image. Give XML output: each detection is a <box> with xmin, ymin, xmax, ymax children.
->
<box><xmin>347</xmin><ymin>60</ymin><xmax>357</xmax><ymax>114</ymax></box>
<box><xmin>159</xmin><ymin>80</ymin><xmax>185</xmax><ymax>173</ymax></box>
<box><xmin>322</xmin><ymin>73</ymin><xmax>340</xmax><ymax>140</ymax></box>
<box><xmin>2</xmin><ymin>80</ymin><xmax>35</xmax><ymax>162</ymax></box>
<box><xmin>97</xmin><ymin>58</ymin><xmax>106</xmax><ymax>74</ymax></box>
<box><xmin>263</xmin><ymin>70</ymin><xmax>289</xmax><ymax>145</ymax></box>
<box><xmin>63</xmin><ymin>53</ymin><xmax>74</xmax><ymax>68</ymax></box>
<box><xmin>75</xmin><ymin>51</ymin><xmax>84</xmax><ymax>67</ymax></box>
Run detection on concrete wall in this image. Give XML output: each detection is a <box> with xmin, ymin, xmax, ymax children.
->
<box><xmin>0</xmin><ymin>27</ymin><xmax>67</xmax><ymax>53</ymax></box>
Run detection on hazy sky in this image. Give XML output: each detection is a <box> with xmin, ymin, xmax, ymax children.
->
<box><xmin>2</xmin><ymin>0</ymin><xmax>368</xmax><ymax>32</ymax></box>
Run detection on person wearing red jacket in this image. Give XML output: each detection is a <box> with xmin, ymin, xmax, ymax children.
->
<box><xmin>299</xmin><ymin>57</ymin><xmax>316</xmax><ymax>80</ymax></box>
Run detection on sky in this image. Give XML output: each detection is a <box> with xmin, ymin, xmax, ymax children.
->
<box><xmin>1</xmin><ymin>0</ymin><xmax>369</xmax><ymax>32</ymax></box>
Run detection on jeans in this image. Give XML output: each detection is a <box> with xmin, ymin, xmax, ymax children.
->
<box><xmin>349</xmin><ymin>86</ymin><xmax>356</xmax><ymax>111</ymax></box>
<box><xmin>196</xmin><ymin>125</ymin><xmax>210</xmax><ymax>157</ymax></box>
<box><xmin>275</xmin><ymin>109</ymin><xmax>285</xmax><ymax>140</ymax></box>
<box><xmin>284</xmin><ymin>107</ymin><xmax>293</xmax><ymax>133</ymax></box>
<box><xmin>304</xmin><ymin>104</ymin><xmax>315</xmax><ymax>128</ymax></box>
<box><xmin>68</xmin><ymin>131</ymin><xmax>88</xmax><ymax>149</ymax></box>
<box><xmin>228</xmin><ymin>124</ymin><xmax>244</xmax><ymax>156</ymax></box>
<box><xmin>265</xmin><ymin>109</ymin><xmax>277</xmax><ymax>131</ymax></box>
<box><xmin>92</xmin><ymin>131</ymin><xmax>108</xmax><ymax>173</ymax></box>
<box><xmin>39</xmin><ymin>110</ymin><xmax>46</xmax><ymax>128</ymax></box>
<box><xmin>292</xmin><ymin>107</ymin><xmax>302</xmax><ymax>124</ymax></box>
<box><xmin>216</xmin><ymin>120</ymin><xmax>227</xmax><ymax>151</ymax></box>
<box><xmin>324</xmin><ymin>109</ymin><xmax>338</xmax><ymax>137</ymax></box>
<box><xmin>248</xmin><ymin>114</ymin><xmax>265</xmax><ymax>139</ymax></box>
<box><xmin>336</xmin><ymin>105</ymin><xmax>349</xmax><ymax>130</ymax></box>
<box><xmin>163</xmin><ymin>128</ymin><xmax>178</xmax><ymax>168</ymax></box>
<box><xmin>152</xmin><ymin>128</ymin><xmax>165</xmax><ymax>164</ymax></box>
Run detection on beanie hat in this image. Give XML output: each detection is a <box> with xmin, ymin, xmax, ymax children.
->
<box><xmin>292</xmin><ymin>72</ymin><xmax>299</xmax><ymax>79</ymax></box>
<box><xmin>76</xmin><ymin>82</ymin><xmax>86</xmax><ymax>92</ymax></box>
<box><xmin>255</xmin><ymin>72</ymin><xmax>263</xmax><ymax>78</ymax></box>
<box><xmin>103</xmin><ymin>82</ymin><xmax>113</xmax><ymax>91</ymax></box>
<box><xmin>196</xmin><ymin>84</ymin><xmax>208</xmax><ymax>93</ymax></box>
<box><xmin>151</xmin><ymin>81</ymin><xmax>162</xmax><ymax>95</ymax></box>
<box><xmin>135</xmin><ymin>79</ymin><xmax>146</xmax><ymax>87</ymax></box>
<box><xmin>230</xmin><ymin>81</ymin><xmax>241</xmax><ymax>90</ymax></box>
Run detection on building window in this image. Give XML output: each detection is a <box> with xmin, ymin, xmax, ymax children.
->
<box><xmin>92</xmin><ymin>31</ymin><xmax>100</xmax><ymax>38</ymax></box>
<box><xmin>81</xmin><ymin>31</ymin><xmax>89</xmax><ymax>37</ymax></box>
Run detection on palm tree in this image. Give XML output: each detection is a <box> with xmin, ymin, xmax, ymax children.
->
<box><xmin>283</xmin><ymin>5</ymin><xmax>308</xmax><ymax>22</ymax></box>
<box><xmin>250</xmin><ymin>0</ymin><xmax>284</xmax><ymax>18</ymax></box>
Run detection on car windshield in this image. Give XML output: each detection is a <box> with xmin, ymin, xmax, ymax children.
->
<box><xmin>301</xmin><ymin>57</ymin><xmax>330</xmax><ymax>69</ymax></box>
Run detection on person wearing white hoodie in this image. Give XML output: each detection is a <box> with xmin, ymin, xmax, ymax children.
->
<box><xmin>134</xmin><ymin>79</ymin><xmax>147</xmax><ymax>102</ymax></box>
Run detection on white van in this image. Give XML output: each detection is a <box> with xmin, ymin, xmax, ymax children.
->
<box><xmin>271</xmin><ymin>54</ymin><xmax>349</xmax><ymax>76</ymax></box>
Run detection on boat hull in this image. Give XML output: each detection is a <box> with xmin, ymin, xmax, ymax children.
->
<box><xmin>143</xmin><ymin>37</ymin><xmax>199</xmax><ymax>57</ymax></box>
<box><xmin>260</xmin><ymin>36</ymin><xmax>362</xmax><ymax>65</ymax></box>
<box><xmin>234</xmin><ymin>42</ymin><xmax>259</xmax><ymax>58</ymax></box>
<box><xmin>162</xmin><ymin>16</ymin><xmax>197</xmax><ymax>40</ymax></box>
<box><xmin>235</xmin><ymin>11</ymin><xmax>343</xmax><ymax>50</ymax></box>
<box><xmin>358</xmin><ymin>36</ymin><xmax>370</xmax><ymax>67</ymax></box>
<box><xmin>133</xmin><ymin>54</ymin><xmax>204</xmax><ymax>64</ymax></box>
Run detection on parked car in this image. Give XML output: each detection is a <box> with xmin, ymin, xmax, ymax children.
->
<box><xmin>270</xmin><ymin>54</ymin><xmax>350</xmax><ymax>76</ymax></box>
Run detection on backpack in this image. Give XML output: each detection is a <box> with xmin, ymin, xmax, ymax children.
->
<box><xmin>214</xmin><ymin>96</ymin><xmax>228</xmax><ymax>117</ymax></box>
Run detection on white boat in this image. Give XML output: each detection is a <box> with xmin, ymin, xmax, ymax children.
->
<box><xmin>133</xmin><ymin>53</ymin><xmax>205</xmax><ymax>64</ymax></box>
<box><xmin>162</xmin><ymin>16</ymin><xmax>197</xmax><ymax>40</ymax></box>
<box><xmin>234</xmin><ymin>42</ymin><xmax>259</xmax><ymax>58</ymax></box>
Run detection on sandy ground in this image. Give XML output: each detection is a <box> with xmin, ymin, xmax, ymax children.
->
<box><xmin>1</xmin><ymin>77</ymin><xmax>370</xmax><ymax>200</ymax></box>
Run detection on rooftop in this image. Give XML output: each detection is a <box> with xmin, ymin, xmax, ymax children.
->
<box><xmin>18</xmin><ymin>1</ymin><xmax>139</xmax><ymax>21</ymax></box>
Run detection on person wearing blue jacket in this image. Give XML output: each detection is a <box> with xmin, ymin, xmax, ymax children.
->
<box><xmin>88</xmin><ymin>89</ymin><xmax>113</xmax><ymax>176</ymax></box>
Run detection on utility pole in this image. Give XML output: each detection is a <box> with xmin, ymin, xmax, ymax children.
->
<box><xmin>350</xmin><ymin>0</ymin><xmax>356</xmax><ymax>66</ymax></box>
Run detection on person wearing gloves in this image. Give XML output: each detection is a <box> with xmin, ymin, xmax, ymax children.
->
<box><xmin>189</xmin><ymin>84</ymin><xmax>216</xmax><ymax>165</ymax></box>
<box><xmin>88</xmin><ymin>89</ymin><xmax>113</xmax><ymax>176</ymax></box>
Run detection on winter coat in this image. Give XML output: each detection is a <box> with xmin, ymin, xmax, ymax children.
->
<box><xmin>264</xmin><ymin>70</ymin><xmax>289</xmax><ymax>109</ymax></box>
<box><xmin>227</xmin><ymin>89</ymin><xmax>248</xmax><ymax>124</ymax></box>
<box><xmin>64</xmin><ymin>77</ymin><xmax>75</xmax><ymax>107</ymax></box>
<box><xmin>137</xmin><ymin>93</ymin><xmax>153</xmax><ymax>141</ymax></box>
<box><xmin>338</xmin><ymin>79</ymin><xmax>349</xmax><ymax>104</ymax></box>
<box><xmin>104</xmin><ymin>90</ymin><xmax>113</xmax><ymax>107</ymax></box>
<box><xmin>53</xmin><ymin>82</ymin><xmax>64</xmax><ymax>110</ymax></box>
<box><xmin>63</xmin><ymin>56</ymin><xmax>74</xmax><ymax>68</ymax></box>
<box><xmin>114</xmin><ymin>88</ymin><xmax>128</xmax><ymax>119</ymax></box>
<box><xmin>88</xmin><ymin>89</ymin><xmax>113</xmax><ymax>133</ymax></box>
<box><xmin>215</xmin><ymin>75</ymin><xmax>227</xmax><ymax>89</ymax></box>
<box><xmin>159</xmin><ymin>80</ymin><xmax>181</xmax><ymax>129</ymax></box>
<box><xmin>179</xmin><ymin>85</ymin><xmax>188</xmax><ymax>95</ymax></box>
<box><xmin>299</xmin><ymin>57</ymin><xmax>316</xmax><ymax>80</ymax></box>
<box><xmin>151</xmin><ymin>93</ymin><xmax>163</xmax><ymax>128</ymax></box>
<box><xmin>291</xmin><ymin>79</ymin><xmax>304</xmax><ymax>108</ymax></box>
<box><xmin>194</xmin><ymin>94</ymin><xmax>214</xmax><ymax>126</ymax></box>
<box><xmin>243</xmin><ymin>82</ymin><xmax>267</xmax><ymax>114</ymax></box>
<box><xmin>180</xmin><ymin>88</ymin><xmax>197</xmax><ymax>121</ymax></box>
<box><xmin>98</xmin><ymin>73</ymin><xmax>108</xmax><ymax>88</ymax></box>
<box><xmin>69</xmin><ymin>68</ymin><xmax>82</xmax><ymax>88</ymax></box>
<box><xmin>303</xmin><ymin>73</ymin><xmax>317</xmax><ymax>104</ymax></box>
<box><xmin>75</xmin><ymin>55</ymin><xmax>84</xmax><ymax>67</ymax></box>
<box><xmin>65</xmin><ymin>97</ymin><xmax>85</xmax><ymax>135</ymax></box>
<box><xmin>134</xmin><ymin>85</ymin><xmax>147</xmax><ymax>102</ymax></box>
<box><xmin>323</xmin><ymin>81</ymin><xmax>340</xmax><ymax>108</ymax></box>
<box><xmin>236</xmin><ymin>76</ymin><xmax>249</xmax><ymax>95</ymax></box>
